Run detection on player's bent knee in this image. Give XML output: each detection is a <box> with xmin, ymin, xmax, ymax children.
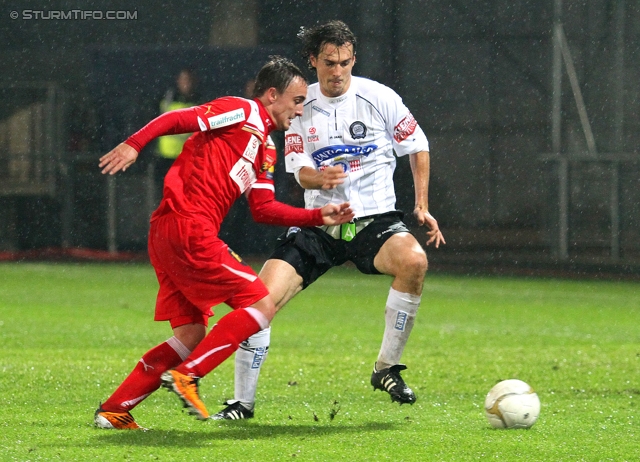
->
<box><xmin>403</xmin><ymin>250</ymin><xmax>428</xmax><ymax>278</ymax></box>
<box><xmin>251</xmin><ymin>296</ymin><xmax>278</xmax><ymax>324</ymax></box>
<box><xmin>172</xmin><ymin>323</ymin><xmax>207</xmax><ymax>351</ymax></box>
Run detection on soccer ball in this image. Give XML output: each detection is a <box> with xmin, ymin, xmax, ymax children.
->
<box><xmin>484</xmin><ymin>379</ymin><xmax>540</xmax><ymax>429</ymax></box>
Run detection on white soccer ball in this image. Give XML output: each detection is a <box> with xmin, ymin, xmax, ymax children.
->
<box><xmin>484</xmin><ymin>379</ymin><xmax>540</xmax><ymax>429</ymax></box>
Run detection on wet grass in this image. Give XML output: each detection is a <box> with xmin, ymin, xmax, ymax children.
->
<box><xmin>0</xmin><ymin>262</ymin><xmax>638</xmax><ymax>461</ymax></box>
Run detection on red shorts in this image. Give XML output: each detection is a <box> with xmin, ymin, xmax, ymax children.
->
<box><xmin>148</xmin><ymin>212</ymin><xmax>269</xmax><ymax>328</ymax></box>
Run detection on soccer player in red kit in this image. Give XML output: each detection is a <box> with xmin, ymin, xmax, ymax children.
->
<box><xmin>94</xmin><ymin>56</ymin><xmax>354</xmax><ymax>430</ymax></box>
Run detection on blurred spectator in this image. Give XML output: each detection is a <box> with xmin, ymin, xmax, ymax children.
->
<box><xmin>157</xmin><ymin>68</ymin><xmax>201</xmax><ymax>159</ymax></box>
<box><xmin>152</xmin><ymin>68</ymin><xmax>202</xmax><ymax>202</ymax></box>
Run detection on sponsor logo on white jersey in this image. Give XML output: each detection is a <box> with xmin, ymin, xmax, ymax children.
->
<box><xmin>394</xmin><ymin>113</ymin><xmax>417</xmax><ymax>143</ymax></box>
<box><xmin>349</xmin><ymin>159</ymin><xmax>362</xmax><ymax>172</ymax></box>
<box><xmin>285</xmin><ymin>134</ymin><xmax>303</xmax><ymax>155</ymax></box>
<box><xmin>312</xmin><ymin>105</ymin><xmax>330</xmax><ymax>116</ymax></box>
<box><xmin>311</xmin><ymin>144</ymin><xmax>377</xmax><ymax>166</ymax></box>
<box><xmin>207</xmin><ymin>108</ymin><xmax>245</xmax><ymax>130</ymax></box>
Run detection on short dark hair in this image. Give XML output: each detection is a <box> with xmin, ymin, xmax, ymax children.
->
<box><xmin>252</xmin><ymin>56</ymin><xmax>307</xmax><ymax>98</ymax></box>
<box><xmin>298</xmin><ymin>20</ymin><xmax>357</xmax><ymax>69</ymax></box>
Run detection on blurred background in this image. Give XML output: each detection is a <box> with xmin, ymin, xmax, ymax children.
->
<box><xmin>0</xmin><ymin>0</ymin><xmax>638</xmax><ymax>276</ymax></box>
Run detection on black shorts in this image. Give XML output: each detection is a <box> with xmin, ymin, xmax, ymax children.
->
<box><xmin>268</xmin><ymin>211</ymin><xmax>410</xmax><ymax>288</ymax></box>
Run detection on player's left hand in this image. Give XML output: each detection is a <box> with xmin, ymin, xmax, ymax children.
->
<box><xmin>320</xmin><ymin>202</ymin><xmax>355</xmax><ymax>225</ymax></box>
<box><xmin>320</xmin><ymin>166</ymin><xmax>348</xmax><ymax>189</ymax></box>
<box><xmin>414</xmin><ymin>207</ymin><xmax>445</xmax><ymax>248</ymax></box>
<box><xmin>99</xmin><ymin>143</ymin><xmax>139</xmax><ymax>175</ymax></box>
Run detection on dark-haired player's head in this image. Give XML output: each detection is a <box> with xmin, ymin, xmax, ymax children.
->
<box><xmin>254</xmin><ymin>56</ymin><xmax>308</xmax><ymax>131</ymax></box>
<box><xmin>298</xmin><ymin>20</ymin><xmax>357</xmax><ymax>98</ymax></box>
<box><xmin>252</xmin><ymin>55</ymin><xmax>307</xmax><ymax>99</ymax></box>
<box><xmin>298</xmin><ymin>20</ymin><xmax>357</xmax><ymax>70</ymax></box>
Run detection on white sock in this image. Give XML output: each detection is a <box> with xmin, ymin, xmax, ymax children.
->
<box><xmin>234</xmin><ymin>326</ymin><xmax>271</xmax><ymax>410</ymax></box>
<box><xmin>376</xmin><ymin>288</ymin><xmax>420</xmax><ymax>371</ymax></box>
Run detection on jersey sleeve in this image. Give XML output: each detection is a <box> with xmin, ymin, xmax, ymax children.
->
<box><xmin>248</xmin><ymin>133</ymin><xmax>324</xmax><ymax>227</ymax></box>
<box><xmin>191</xmin><ymin>97</ymin><xmax>249</xmax><ymax>133</ymax></box>
<box><xmin>246</xmin><ymin>186</ymin><xmax>324</xmax><ymax>227</ymax></box>
<box><xmin>379</xmin><ymin>87</ymin><xmax>430</xmax><ymax>157</ymax></box>
<box><xmin>124</xmin><ymin>107</ymin><xmax>202</xmax><ymax>152</ymax></box>
<box><xmin>284</xmin><ymin>116</ymin><xmax>316</xmax><ymax>174</ymax></box>
<box><xmin>251</xmin><ymin>135</ymin><xmax>277</xmax><ymax>193</ymax></box>
<box><xmin>125</xmin><ymin>98</ymin><xmax>249</xmax><ymax>152</ymax></box>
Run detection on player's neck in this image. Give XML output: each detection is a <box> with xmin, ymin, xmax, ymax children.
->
<box><xmin>319</xmin><ymin>77</ymin><xmax>355</xmax><ymax>102</ymax></box>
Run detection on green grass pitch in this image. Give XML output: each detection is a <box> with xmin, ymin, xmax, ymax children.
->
<box><xmin>0</xmin><ymin>262</ymin><xmax>638</xmax><ymax>460</ymax></box>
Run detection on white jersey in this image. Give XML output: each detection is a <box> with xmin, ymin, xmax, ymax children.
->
<box><xmin>284</xmin><ymin>76</ymin><xmax>429</xmax><ymax>218</ymax></box>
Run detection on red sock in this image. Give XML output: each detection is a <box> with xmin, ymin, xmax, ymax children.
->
<box><xmin>102</xmin><ymin>340</ymin><xmax>185</xmax><ymax>412</ymax></box>
<box><xmin>175</xmin><ymin>309</ymin><xmax>261</xmax><ymax>378</ymax></box>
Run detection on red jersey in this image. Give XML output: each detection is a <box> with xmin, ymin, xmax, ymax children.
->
<box><xmin>125</xmin><ymin>96</ymin><xmax>323</xmax><ymax>234</ymax></box>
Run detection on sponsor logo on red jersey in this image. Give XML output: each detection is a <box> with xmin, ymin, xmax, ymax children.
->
<box><xmin>242</xmin><ymin>135</ymin><xmax>260</xmax><ymax>162</ymax></box>
<box><xmin>285</xmin><ymin>134</ymin><xmax>303</xmax><ymax>156</ymax></box>
<box><xmin>229</xmin><ymin>158</ymin><xmax>256</xmax><ymax>193</ymax></box>
<box><xmin>208</xmin><ymin>108</ymin><xmax>245</xmax><ymax>130</ymax></box>
<box><xmin>393</xmin><ymin>113</ymin><xmax>417</xmax><ymax>143</ymax></box>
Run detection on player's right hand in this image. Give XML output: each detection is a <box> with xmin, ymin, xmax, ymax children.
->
<box><xmin>321</xmin><ymin>165</ymin><xmax>347</xmax><ymax>189</ymax></box>
<box><xmin>414</xmin><ymin>208</ymin><xmax>446</xmax><ymax>248</ymax></box>
<box><xmin>99</xmin><ymin>143</ymin><xmax>139</xmax><ymax>175</ymax></box>
<box><xmin>320</xmin><ymin>202</ymin><xmax>354</xmax><ymax>225</ymax></box>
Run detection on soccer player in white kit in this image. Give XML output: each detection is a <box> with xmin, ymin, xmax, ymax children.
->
<box><xmin>214</xmin><ymin>20</ymin><xmax>445</xmax><ymax>420</ymax></box>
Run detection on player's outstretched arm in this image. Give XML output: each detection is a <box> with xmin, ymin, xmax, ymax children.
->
<box><xmin>99</xmin><ymin>143</ymin><xmax>139</xmax><ymax>175</ymax></box>
<box><xmin>248</xmin><ymin>187</ymin><xmax>353</xmax><ymax>227</ymax></box>
<box><xmin>99</xmin><ymin>107</ymin><xmax>204</xmax><ymax>176</ymax></box>
<box><xmin>320</xmin><ymin>202</ymin><xmax>354</xmax><ymax>225</ymax></box>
